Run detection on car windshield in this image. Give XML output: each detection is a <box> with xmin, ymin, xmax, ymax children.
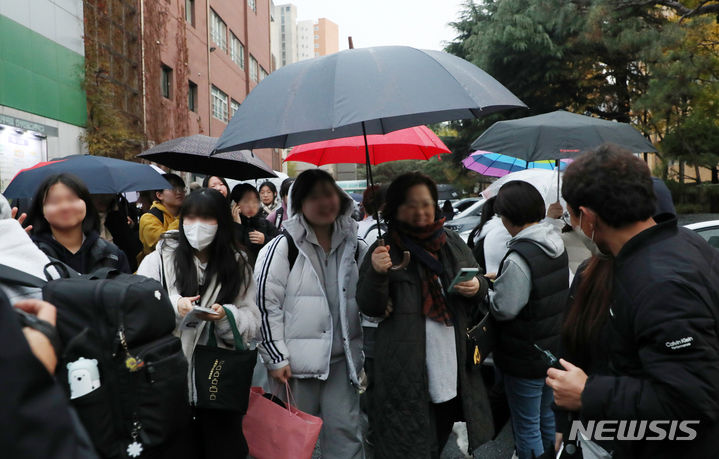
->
<box><xmin>455</xmin><ymin>199</ymin><xmax>484</xmax><ymax>219</ymax></box>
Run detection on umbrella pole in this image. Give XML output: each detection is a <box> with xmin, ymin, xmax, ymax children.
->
<box><xmin>361</xmin><ymin>121</ymin><xmax>410</xmax><ymax>270</ymax></box>
<box><xmin>361</xmin><ymin>121</ymin><xmax>382</xmax><ymax>240</ymax></box>
<box><xmin>556</xmin><ymin>159</ymin><xmax>561</xmax><ymax>202</ymax></box>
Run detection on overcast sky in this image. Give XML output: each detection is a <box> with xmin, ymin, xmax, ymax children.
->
<box><xmin>286</xmin><ymin>0</ymin><xmax>468</xmax><ymax>51</ymax></box>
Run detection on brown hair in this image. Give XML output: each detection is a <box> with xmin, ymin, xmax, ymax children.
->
<box><xmin>562</xmin><ymin>256</ymin><xmax>613</xmax><ymax>359</ymax></box>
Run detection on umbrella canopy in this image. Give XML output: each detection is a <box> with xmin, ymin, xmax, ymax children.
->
<box><xmin>285</xmin><ymin>125</ymin><xmax>449</xmax><ymax>166</ymax></box>
<box><xmin>471</xmin><ymin>110</ymin><xmax>657</xmax><ymax>162</ymax></box>
<box><xmin>3</xmin><ymin>155</ymin><xmax>171</xmax><ymax>198</ymax></box>
<box><xmin>213</xmin><ymin>46</ymin><xmax>525</xmax><ymax>152</ymax></box>
<box><xmin>138</xmin><ymin>135</ymin><xmax>276</xmax><ymax>180</ymax></box>
<box><xmin>481</xmin><ymin>169</ymin><xmax>566</xmax><ymax>210</ymax></box>
<box><xmin>463</xmin><ymin>151</ymin><xmax>570</xmax><ymax>177</ymax></box>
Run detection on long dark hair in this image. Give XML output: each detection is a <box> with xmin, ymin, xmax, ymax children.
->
<box><xmin>562</xmin><ymin>256</ymin><xmax>613</xmax><ymax>360</ymax></box>
<box><xmin>168</xmin><ymin>188</ymin><xmax>251</xmax><ymax>303</ymax></box>
<box><xmin>382</xmin><ymin>172</ymin><xmax>441</xmax><ymax>230</ymax></box>
<box><xmin>28</xmin><ymin>173</ymin><xmax>100</xmax><ymax>235</ymax></box>
<box><xmin>467</xmin><ymin>196</ymin><xmax>496</xmax><ymax>249</ymax></box>
<box><xmin>290</xmin><ymin>169</ymin><xmax>353</xmax><ymax>217</ymax></box>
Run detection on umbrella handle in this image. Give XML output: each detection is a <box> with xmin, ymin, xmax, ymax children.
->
<box><xmin>377</xmin><ymin>238</ymin><xmax>410</xmax><ymax>271</ymax></box>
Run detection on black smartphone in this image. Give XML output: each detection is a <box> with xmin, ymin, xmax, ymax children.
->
<box><xmin>533</xmin><ymin>344</ymin><xmax>563</xmax><ymax>370</ymax></box>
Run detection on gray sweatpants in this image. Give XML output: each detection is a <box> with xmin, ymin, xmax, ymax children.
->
<box><xmin>271</xmin><ymin>359</ymin><xmax>365</xmax><ymax>459</ymax></box>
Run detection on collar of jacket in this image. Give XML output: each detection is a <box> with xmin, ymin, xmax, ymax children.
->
<box><xmin>614</xmin><ymin>214</ymin><xmax>677</xmax><ymax>266</ymax></box>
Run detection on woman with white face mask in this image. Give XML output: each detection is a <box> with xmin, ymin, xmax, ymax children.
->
<box><xmin>137</xmin><ymin>188</ymin><xmax>260</xmax><ymax>458</ymax></box>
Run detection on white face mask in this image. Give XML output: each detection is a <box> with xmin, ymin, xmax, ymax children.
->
<box><xmin>573</xmin><ymin>213</ymin><xmax>605</xmax><ymax>257</ymax></box>
<box><xmin>183</xmin><ymin>222</ymin><xmax>218</xmax><ymax>251</ymax></box>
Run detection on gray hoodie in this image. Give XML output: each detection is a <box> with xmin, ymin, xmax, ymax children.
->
<box><xmin>489</xmin><ymin>221</ymin><xmax>565</xmax><ymax>321</ymax></box>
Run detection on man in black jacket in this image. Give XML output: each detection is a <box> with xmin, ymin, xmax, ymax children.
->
<box><xmin>547</xmin><ymin>144</ymin><xmax>719</xmax><ymax>458</ymax></box>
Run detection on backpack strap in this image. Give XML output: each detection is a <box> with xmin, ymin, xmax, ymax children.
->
<box><xmin>148</xmin><ymin>206</ymin><xmax>165</xmax><ymax>225</ymax></box>
<box><xmin>362</xmin><ymin>222</ymin><xmax>387</xmax><ymax>240</ymax></box>
<box><xmin>282</xmin><ymin>230</ymin><xmax>299</xmax><ymax>270</ymax></box>
<box><xmin>0</xmin><ymin>263</ymin><xmax>47</xmax><ymax>288</ymax></box>
<box><xmin>275</xmin><ymin>207</ymin><xmax>284</xmax><ymax>229</ymax></box>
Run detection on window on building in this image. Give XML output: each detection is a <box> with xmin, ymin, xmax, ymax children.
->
<box><xmin>185</xmin><ymin>0</ymin><xmax>195</xmax><ymax>26</ymax></box>
<box><xmin>211</xmin><ymin>85</ymin><xmax>228</xmax><ymax>122</ymax></box>
<box><xmin>250</xmin><ymin>55</ymin><xmax>258</xmax><ymax>82</ymax></box>
<box><xmin>188</xmin><ymin>80</ymin><xmax>197</xmax><ymax>112</ymax></box>
<box><xmin>260</xmin><ymin>67</ymin><xmax>268</xmax><ymax>81</ymax></box>
<box><xmin>248</xmin><ymin>0</ymin><xmax>256</xmax><ymax>12</ymax></box>
<box><xmin>161</xmin><ymin>65</ymin><xmax>172</xmax><ymax>99</ymax></box>
<box><xmin>230</xmin><ymin>99</ymin><xmax>240</xmax><ymax>118</ymax></box>
<box><xmin>210</xmin><ymin>9</ymin><xmax>227</xmax><ymax>52</ymax></box>
<box><xmin>230</xmin><ymin>33</ymin><xmax>245</xmax><ymax>69</ymax></box>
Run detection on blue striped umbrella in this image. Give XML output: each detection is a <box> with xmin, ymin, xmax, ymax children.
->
<box><xmin>462</xmin><ymin>151</ymin><xmax>570</xmax><ymax>177</ymax></box>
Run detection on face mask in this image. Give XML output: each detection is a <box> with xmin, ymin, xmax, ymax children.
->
<box><xmin>573</xmin><ymin>213</ymin><xmax>607</xmax><ymax>257</ymax></box>
<box><xmin>183</xmin><ymin>222</ymin><xmax>218</xmax><ymax>251</ymax></box>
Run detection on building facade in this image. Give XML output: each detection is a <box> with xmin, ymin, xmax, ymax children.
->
<box><xmin>142</xmin><ymin>0</ymin><xmax>278</xmax><ymax>169</ymax></box>
<box><xmin>274</xmin><ymin>3</ymin><xmax>297</xmax><ymax>68</ymax></box>
<box><xmin>0</xmin><ymin>0</ymin><xmax>87</xmax><ymax>191</ymax></box>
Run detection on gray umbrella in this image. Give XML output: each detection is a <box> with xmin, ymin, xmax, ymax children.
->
<box><xmin>213</xmin><ymin>45</ymin><xmax>525</xmax><ymax>269</ymax></box>
<box><xmin>470</xmin><ymin>110</ymin><xmax>657</xmax><ymax>162</ymax></box>
<box><xmin>138</xmin><ymin>135</ymin><xmax>276</xmax><ymax>180</ymax></box>
<box><xmin>212</xmin><ymin>46</ymin><xmax>526</xmax><ymax>152</ymax></box>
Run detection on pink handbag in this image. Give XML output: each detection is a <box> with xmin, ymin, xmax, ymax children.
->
<box><xmin>242</xmin><ymin>385</ymin><xmax>323</xmax><ymax>459</ymax></box>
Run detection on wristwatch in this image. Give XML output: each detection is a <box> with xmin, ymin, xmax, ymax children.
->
<box><xmin>15</xmin><ymin>308</ymin><xmax>62</xmax><ymax>356</ymax></box>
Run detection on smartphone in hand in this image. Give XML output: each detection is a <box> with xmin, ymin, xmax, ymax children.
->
<box><xmin>448</xmin><ymin>268</ymin><xmax>479</xmax><ymax>293</ymax></box>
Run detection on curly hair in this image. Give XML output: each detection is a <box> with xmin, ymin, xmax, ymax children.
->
<box><xmin>561</xmin><ymin>144</ymin><xmax>655</xmax><ymax>228</ymax></box>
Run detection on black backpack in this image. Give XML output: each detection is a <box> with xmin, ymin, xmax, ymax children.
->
<box><xmin>0</xmin><ymin>264</ymin><xmax>190</xmax><ymax>459</ymax></box>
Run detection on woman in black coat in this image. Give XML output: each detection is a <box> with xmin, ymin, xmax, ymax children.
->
<box><xmin>230</xmin><ymin>184</ymin><xmax>279</xmax><ymax>266</ymax></box>
<box><xmin>27</xmin><ymin>174</ymin><xmax>130</xmax><ymax>274</ymax></box>
<box><xmin>357</xmin><ymin>172</ymin><xmax>493</xmax><ymax>459</ymax></box>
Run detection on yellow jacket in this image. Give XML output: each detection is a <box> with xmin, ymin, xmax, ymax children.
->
<box><xmin>139</xmin><ymin>202</ymin><xmax>179</xmax><ymax>256</ymax></box>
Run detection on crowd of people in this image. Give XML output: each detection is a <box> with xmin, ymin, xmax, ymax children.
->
<box><xmin>2</xmin><ymin>144</ymin><xmax>718</xmax><ymax>459</ymax></box>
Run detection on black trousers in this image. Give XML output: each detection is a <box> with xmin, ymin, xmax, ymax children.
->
<box><xmin>430</xmin><ymin>396</ymin><xmax>463</xmax><ymax>459</ymax></box>
<box><xmin>192</xmin><ymin>408</ymin><xmax>248</xmax><ymax>459</ymax></box>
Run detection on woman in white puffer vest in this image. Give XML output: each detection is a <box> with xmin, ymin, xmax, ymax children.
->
<box><xmin>254</xmin><ymin>169</ymin><xmax>367</xmax><ymax>459</ymax></box>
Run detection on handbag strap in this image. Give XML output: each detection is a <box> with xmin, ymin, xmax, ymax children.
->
<box><xmin>207</xmin><ymin>306</ymin><xmax>245</xmax><ymax>351</ymax></box>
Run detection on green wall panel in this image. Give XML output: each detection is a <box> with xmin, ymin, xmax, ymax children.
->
<box><xmin>0</xmin><ymin>15</ymin><xmax>86</xmax><ymax>127</ymax></box>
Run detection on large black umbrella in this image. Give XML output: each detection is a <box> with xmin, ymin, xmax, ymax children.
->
<box><xmin>471</xmin><ymin>110</ymin><xmax>657</xmax><ymax>201</ymax></box>
<box><xmin>138</xmin><ymin>135</ymin><xmax>277</xmax><ymax>180</ymax></box>
<box><xmin>3</xmin><ymin>155</ymin><xmax>171</xmax><ymax>198</ymax></box>
<box><xmin>213</xmin><ymin>45</ymin><xmax>526</xmax><ymax>269</ymax></box>
<box><xmin>470</xmin><ymin>110</ymin><xmax>657</xmax><ymax>161</ymax></box>
<box><xmin>213</xmin><ymin>46</ymin><xmax>525</xmax><ymax>152</ymax></box>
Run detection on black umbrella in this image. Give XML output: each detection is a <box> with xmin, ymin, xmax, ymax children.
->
<box><xmin>213</xmin><ymin>45</ymin><xmax>526</xmax><ymax>269</ymax></box>
<box><xmin>138</xmin><ymin>135</ymin><xmax>277</xmax><ymax>180</ymax></box>
<box><xmin>471</xmin><ymin>110</ymin><xmax>657</xmax><ymax>200</ymax></box>
<box><xmin>470</xmin><ymin>110</ymin><xmax>657</xmax><ymax>161</ymax></box>
<box><xmin>3</xmin><ymin>155</ymin><xmax>171</xmax><ymax>198</ymax></box>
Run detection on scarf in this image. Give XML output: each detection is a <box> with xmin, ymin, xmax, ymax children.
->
<box><xmin>391</xmin><ymin>218</ymin><xmax>451</xmax><ymax>325</ymax></box>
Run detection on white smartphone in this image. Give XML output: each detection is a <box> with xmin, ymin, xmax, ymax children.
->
<box><xmin>193</xmin><ymin>306</ymin><xmax>219</xmax><ymax>315</ymax></box>
<box><xmin>448</xmin><ymin>267</ymin><xmax>479</xmax><ymax>292</ymax></box>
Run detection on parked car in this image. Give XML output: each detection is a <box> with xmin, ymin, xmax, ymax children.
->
<box><xmin>445</xmin><ymin>199</ymin><xmax>485</xmax><ymax>235</ymax></box>
<box><xmin>685</xmin><ymin>220</ymin><xmax>719</xmax><ymax>249</ymax></box>
<box><xmin>453</xmin><ymin>197</ymin><xmax>479</xmax><ymax>215</ymax></box>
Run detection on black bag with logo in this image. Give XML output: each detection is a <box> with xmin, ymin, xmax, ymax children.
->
<box><xmin>193</xmin><ymin>306</ymin><xmax>257</xmax><ymax>412</ymax></box>
<box><xmin>0</xmin><ymin>264</ymin><xmax>190</xmax><ymax>458</ymax></box>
